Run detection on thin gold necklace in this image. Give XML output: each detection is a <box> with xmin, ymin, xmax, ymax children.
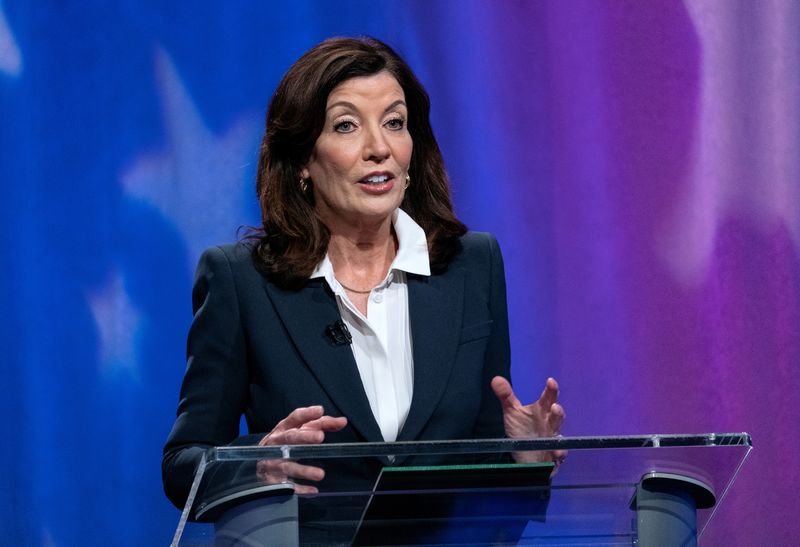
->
<box><xmin>338</xmin><ymin>280</ymin><xmax>376</xmax><ymax>294</ymax></box>
<box><xmin>335</xmin><ymin>238</ymin><xmax>396</xmax><ymax>295</ymax></box>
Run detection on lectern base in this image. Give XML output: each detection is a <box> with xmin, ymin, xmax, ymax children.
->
<box><xmin>214</xmin><ymin>494</ymin><xmax>298</xmax><ymax>547</ymax></box>
<box><xmin>633</xmin><ymin>472</ymin><xmax>716</xmax><ymax>547</ymax></box>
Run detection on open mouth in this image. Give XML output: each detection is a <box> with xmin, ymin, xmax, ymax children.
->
<box><xmin>357</xmin><ymin>173</ymin><xmax>395</xmax><ymax>194</ymax></box>
<box><xmin>359</xmin><ymin>174</ymin><xmax>393</xmax><ymax>185</ymax></box>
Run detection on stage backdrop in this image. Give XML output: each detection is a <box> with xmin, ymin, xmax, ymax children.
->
<box><xmin>1</xmin><ymin>1</ymin><xmax>797</xmax><ymax>545</ymax></box>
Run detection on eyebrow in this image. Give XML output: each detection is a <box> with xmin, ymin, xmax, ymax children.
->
<box><xmin>326</xmin><ymin>99</ymin><xmax>407</xmax><ymax>114</ymax></box>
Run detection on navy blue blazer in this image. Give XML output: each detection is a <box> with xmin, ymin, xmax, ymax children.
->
<box><xmin>162</xmin><ymin>231</ymin><xmax>511</xmax><ymax>510</ymax></box>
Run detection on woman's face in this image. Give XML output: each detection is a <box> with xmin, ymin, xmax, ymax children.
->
<box><xmin>302</xmin><ymin>71</ymin><xmax>413</xmax><ymax>231</ymax></box>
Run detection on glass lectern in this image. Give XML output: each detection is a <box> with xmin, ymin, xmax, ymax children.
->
<box><xmin>171</xmin><ymin>432</ymin><xmax>751</xmax><ymax>546</ymax></box>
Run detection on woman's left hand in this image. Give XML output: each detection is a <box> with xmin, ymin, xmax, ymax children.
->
<box><xmin>491</xmin><ymin>376</ymin><xmax>567</xmax><ymax>467</ymax></box>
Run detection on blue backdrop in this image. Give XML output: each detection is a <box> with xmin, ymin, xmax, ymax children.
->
<box><xmin>2</xmin><ymin>1</ymin><xmax>798</xmax><ymax>545</ymax></box>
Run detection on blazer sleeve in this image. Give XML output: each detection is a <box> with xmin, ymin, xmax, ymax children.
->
<box><xmin>472</xmin><ymin>233</ymin><xmax>512</xmax><ymax>440</ymax></box>
<box><xmin>162</xmin><ymin>246</ymin><xmax>259</xmax><ymax>510</ymax></box>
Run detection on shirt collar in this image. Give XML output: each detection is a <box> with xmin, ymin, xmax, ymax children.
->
<box><xmin>390</xmin><ymin>208</ymin><xmax>431</xmax><ymax>276</ymax></box>
<box><xmin>310</xmin><ymin>208</ymin><xmax>431</xmax><ymax>281</ymax></box>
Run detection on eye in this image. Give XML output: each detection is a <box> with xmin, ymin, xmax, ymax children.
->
<box><xmin>334</xmin><ymin>120</ymin><xmax>356</xmax><ymax>133</ymax></box>
<box><xmin>385</xmin><ymin>117</ymin><xmax>405</xmax><ymax>130</ymax></box>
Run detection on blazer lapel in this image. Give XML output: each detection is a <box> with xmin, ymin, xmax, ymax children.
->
<box><xmin>397</xmin><ymin>268</ymin><xmax>465</xmax><ymax>443</ymax></box>
<box><xmin>263</xmin><ymin>279</ymin><xmax>384</xmax><ymax>443</ymax></box>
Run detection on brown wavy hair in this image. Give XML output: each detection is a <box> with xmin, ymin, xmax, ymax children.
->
<box><xmin>251</xmin><ymin>36</ymin><xmax>467</xmax><ymax>288</ymax></box>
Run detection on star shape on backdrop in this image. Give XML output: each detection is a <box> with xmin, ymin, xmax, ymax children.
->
<box><xmin>121</xmin><ymin>46</ymin><xmax>262</xmax><ymax>270</ymax></box>
<box><xmin>659</xmin><ymin>1</ymin><xmax>800</xmax><ymax>285</ymax></box>
<box><xmin>87</xmin><ymin>270</ymin><xmax>142</xmax><ymax>381</ymax></box>
<box><xmin>0</xmin><ymin>2</ymin><xmax>22</xmax><ymax>76</ymax></box>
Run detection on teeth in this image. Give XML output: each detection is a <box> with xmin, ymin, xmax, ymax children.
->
<box><xmin>364</xmin><ymin>175</ymin><xmax>389</xmax><ymax>183</ymax></box>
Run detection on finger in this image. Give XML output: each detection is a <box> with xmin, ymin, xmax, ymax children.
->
<box><xmin>538</xmin><ymin>377</ymin><xmax>559</xmax><ymax>409</ymax></box>
<box><xmin>260</xmin><ymin>413</ymin><xmax>347</xmax><ymax>447</ymax></box>
<box><xmin>548</xmin><ymin>402</ymin><xmax>565</xmax><ymax>434</ymax></box>
<box><xmin>294</xmin><ymin>484</ymin><xmax>319</xmax><ymax>495</ymax></box>
<box><xmin>549</xmin><ymin>452</ymin><xmax>566</xmax><ymax>478</ymax></box>
<box><xmin>273</xmin><ymin>405</ymin><xmax>325</xmax><ymax>432</ymax></box>
<box><xmin>548</xmin><ymin>403</ymin><xmax>567</xmax><ymax>428</ymax></box>
<box><xmin>268</xmin><ymin>428</ymin><xmax>326</xmax><ymax>445</ymax></box>
<box><xmin>490</xmin><ymin>376</ymin><xmax>521</xmax><ymax>409</ymax></box>
<box><xmin>301</xmin><ymin>415</ymin><xmax>348</xmax><ymax>432</ymax></box>
<box><xmin>256</xmin><ymin>459</ymin><xmax>287</xmax><ymax>483</ymax></box>
<box><xmin>256</xmin><ymin>460</ymin><xmax>326</xmax><ymax>483</ymax></box>
<box><xmin>281</xmin><ymin>460</ymin><xmax>326</xmax><ymax>482</ymax></box>
<box><xmin>258</xmin><ymin>473</ymin><xmax>320</xmax><ymax>495</ymax></box>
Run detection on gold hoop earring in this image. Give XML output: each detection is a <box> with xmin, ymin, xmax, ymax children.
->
<box><xmin>300</xmin><ymin>177</ymin><xmax>308</xmax><ymax>193</ymax></box>
<box><xmin>404</xmin><ymin>173</ymin><xmax>410</xmax><ymax>190</ymax></box>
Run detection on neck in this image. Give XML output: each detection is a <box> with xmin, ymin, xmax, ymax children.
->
<box><xmin>325</xmin><ymin>215</ymin><xmax>397</xmax><ymax>290</ymax></box>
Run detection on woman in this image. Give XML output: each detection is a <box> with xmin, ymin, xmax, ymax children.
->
<box><xmin>162</xmin><ymin>36</ymin><xmax>564</xmax><ymax>516</ymax></box>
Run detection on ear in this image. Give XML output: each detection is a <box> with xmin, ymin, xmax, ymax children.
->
<box><xmin>300</xmin><ymin>167</ymin><xmax>310</xmax><ymax>180</ymax></box>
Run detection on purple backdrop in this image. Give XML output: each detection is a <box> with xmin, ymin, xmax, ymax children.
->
<box><xmin>467</xmin><ymin>2</ymin><xmax>799</xmax><ymax>544</ymax></box>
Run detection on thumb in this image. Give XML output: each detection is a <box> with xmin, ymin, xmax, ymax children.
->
<box><xmin>491</xmin><ymin>376</ymin><xmax>521</xmax><ymax>409</ymax></box>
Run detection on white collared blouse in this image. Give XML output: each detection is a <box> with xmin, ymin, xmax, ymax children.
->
<box><xmin>310</xmin><ymin>208</ymin><xmax>430</xmax><ymax>442</ymax></box>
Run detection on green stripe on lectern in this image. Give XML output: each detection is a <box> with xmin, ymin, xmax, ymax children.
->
<box><xmin>382</xmin><ymin>462</ymin><xmax>554</xmax><ymax>473</ymax></box>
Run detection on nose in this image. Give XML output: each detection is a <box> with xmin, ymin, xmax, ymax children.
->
<box><xmin>362</xmin><ymin>124</ymin><xmax>390</xmax><ymax>163</ymax></box>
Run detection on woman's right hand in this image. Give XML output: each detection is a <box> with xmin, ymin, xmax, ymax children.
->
<box><xmin>256</xmin><ymin>405</ymin><xmax>348</xmax><ymax>494</ymax></box>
